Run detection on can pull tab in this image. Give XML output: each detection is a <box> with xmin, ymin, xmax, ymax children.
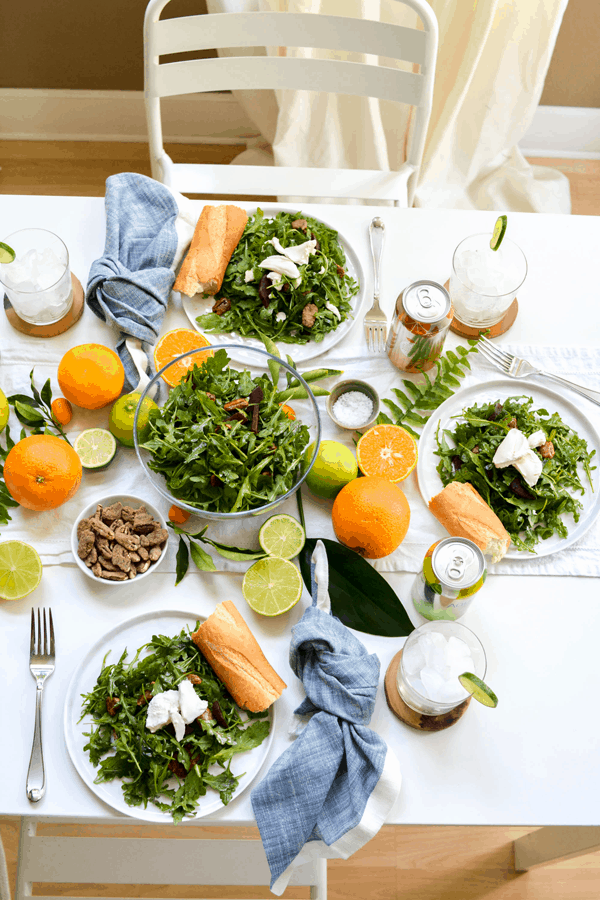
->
<box><xmin>446</xmin><ymin>553</ymin><xmax>467</xmax><ymax>580</ymax></box>
<box><xmin>417</xmin><ymin>286</ymin><xmax>434</xmax><ymax>309</ymax></box>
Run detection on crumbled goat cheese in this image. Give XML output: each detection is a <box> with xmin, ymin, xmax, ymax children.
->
<box><xmin>527</xmin><ymin>429</ymin><xmax>546</xmax><ymax>449</ymax></box>
<box><xmin>244</xmin><ymin>269</ymin><xmax>254</xmax><ymax>283</ymax></box>
<box><xmin>493</xmin><ymin>429</ymin><xmax>529</xmax><ymax>468</ymax></box>
<box><xmin>513</xmin><ymin>449</ymin><xmax>543</xmax><ymax>487</ymax></box>
<box><xmin>267</xmin><ymin>236</ymin><xmax>317</xmax><ymax>266</ymax></box>
<box><xmin>332</xmin><ymin>391</ymin><xmax>374</xmax><ymax>428</ymax></box>
<box><xmin>276</xmin><ymin>312</ymin><xmax>287</xmax><ymax>322</ymax></box>
<box><xmin>259</xmin><ymin>256</ymin><xmax>300</xmax><ymax>279</ymax></box>
<box><xmin>325</xmin><ymin>301</ymin><xmax>341</xmax><ymax>320</ymax></box>
<box><xmin>146</xmin><ymin>683</ymin><xmax>207</xmax><ymax>743</ymax></box>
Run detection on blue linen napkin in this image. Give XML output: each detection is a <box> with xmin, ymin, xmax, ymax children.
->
<box><xmin>86</xmin><ymin>173</ymin><xmax>180</xmax><ymax>390</ymax></box>
<box><xmin>251</xmin><ymin>540</ymin><xmax>402</xmax><ymax>895</ymax></box>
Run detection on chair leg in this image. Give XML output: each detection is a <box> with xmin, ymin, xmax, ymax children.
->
<box><xmin>310</xmin><ymin>858</ymin><xmax>327</xmax><ymax>900</ymax></box>
<box><xmin>0</xmin><ymin>827</ymin><xmax>11</xmax><ymax>900</ymax></box>
<box><xmin>14</xmin><ymin>819</ymin><xmax>37</xmax><ymax>900</ymax></box>
<box><xmin>514</xmin><ymin>826</ymin><xmax>600</xmax><ymax>872</ymax></box>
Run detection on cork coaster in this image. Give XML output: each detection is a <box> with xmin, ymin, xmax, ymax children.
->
<box><xmin>4</xmin><ymin>272</ymin><xmax>85</xmax><ymax>337</ymax></box>
<box><xmin>443</xmin><ymin>279</ymin><xmax>518</xmax><ymax>338</ymax></box>
<box><xmin>384</xmin><ymin>649</ymin><xmax>470</xmax><ymax>732</ymax></box>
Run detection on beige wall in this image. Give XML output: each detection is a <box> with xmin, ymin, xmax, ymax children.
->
<box><xmin>1</xmin><ymin>0</ymin><xmax>598</xmax><ymax>107</ymax></box>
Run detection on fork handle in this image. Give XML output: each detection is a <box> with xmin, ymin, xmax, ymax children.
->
<box><xmin>26</xmin><ymin>683</ymin><xmax>46</xmax><ymax>802</ymax></box>
<box><xmin>542</xmin><ymin>371</ymin><xmax>600</xmax><ymax>408</ymax></box>
<box><xmin>369</xmin><ymin>218</ymin><xmax>385</xmax><ymax>305</ymax></box>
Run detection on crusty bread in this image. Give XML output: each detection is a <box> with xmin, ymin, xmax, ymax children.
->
<box><xmin>174</xmin><ymin>205</ymin><xmax>248</xmax><ymax>297</ymax></box>
<box><xmin>191</xmin><ymin>601</ymin><xmax>286</xmax><ymax>712</ymax></box>
<box><xmin>428</xmin><ymin>481</ymin><xmax>511</xmax><ymax>564</ymax></box>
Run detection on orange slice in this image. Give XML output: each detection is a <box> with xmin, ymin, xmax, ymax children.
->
<box><xmin>356</xmin><ymin>424</ymin><xmax>418</xmax><ymax>483</ymax></box>
<box><xmin>154</xmin><ymin>328</ymin><xmax>213</xmax><ymax>387</ymax></box>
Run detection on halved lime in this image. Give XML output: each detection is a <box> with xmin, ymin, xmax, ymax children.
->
<box><xmin>74</xmin><ymin>428</ymin><xmax>117</xmax><ymax>469</ymax></box>
<box><xmin>242</xmin><ymin>557</ymin><xmax>303</xmax><ymax>616</ymax></box>
<box><xmin>458</xmin><ymin>672</ymin><xmax>498</xmax><ymax>708</ymax></box>
<box><xmin>0</xmin><ymin>541</ymin><xmax>42</xmax><ymax>601</ymax></box>
<box><xmin>0</xmin><ymin>242</ymin><xmax>16</xmax><ymax>264</ymax></box>
<box><xmin>259</xmin><ymin>514</ymin><xmax>305</xmax><ymax>560</ymax></box>
<box><xmin>490</xmin><ymin>215</ymin><xmax>507</xmax><ymax>251</ymax></box>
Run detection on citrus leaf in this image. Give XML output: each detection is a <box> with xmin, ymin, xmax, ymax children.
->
<box><xmin>299</xmin><ymin>538</ymin><xmax>415</xmax><ymax>637</ymax></box>
<box><xmin>41</xmin><ymin>378</ymin><xmax>53</xmax><ymax>409</ymax></box>
<box><xmin>14</xmin><ymin>400</ymin><xmax>46</xmax><ymax>425</ymax></box>
<box><xmin>175</xmin><ymin>537</ymin><xmax>189</xmax><ymax>586</ymax></box>
<box><xmin>189</xmin><ymin>539</ymin><xmax>217</xmax><ymax>572</ymax></box>
<box><xmin>201</xmin><ymin>537</ymin><xmax>265</xmax><ymax>561</ymax></box>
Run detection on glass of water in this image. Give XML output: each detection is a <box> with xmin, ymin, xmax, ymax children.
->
<box><xmin>450</xmin><ymin>233</ymin><xmax>527</xmax><ymax>328</ymax></box>
<box><xmin>396</xmin><ymin>620</ymin><xmax>487</xmax><ymax>716</ymax></box>
<box><xmin>0</xmin><ymin>228</ymin><xmax>73</xmax><ymax>325</ymax></box>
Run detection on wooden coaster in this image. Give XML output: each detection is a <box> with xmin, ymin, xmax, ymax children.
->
<box><xmin>443</xmin><ymin>279</ymin><xmax>518</xmax><ymax>338</ymax></box>
<box><xmin>4</xmin><ymin>272</ymin><xmax>85</xmax><ymax>337</ymax></box>
<box><xmin>384</xmin><ymin>649</ymin><xmax>470</xmax><ymax>732</ymax></box>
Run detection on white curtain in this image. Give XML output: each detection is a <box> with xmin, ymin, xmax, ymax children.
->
<box><xmin>207</xmin><ymin>0</ymin><xmax>571</xmax><ymax>213</ymax></box>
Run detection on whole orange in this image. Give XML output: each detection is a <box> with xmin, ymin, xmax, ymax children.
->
<box><xmin>58</xmin><ymin>344</ymin><xmax>125</xmax><ymax>410</ymax></box>
<box><xmin>4</xmin><ymin>435</ymin><xmax>82</xmax><ymax>511</ymax></box>
<box><xmin>332</xmin><ymin>475</ymin><xmax>410</xmax><ymax>559</ymax></box>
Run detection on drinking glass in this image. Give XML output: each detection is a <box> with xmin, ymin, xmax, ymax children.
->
<box><xmin>0</xmin><ymin>229</ymin><xmax>73</xmax><ymax>325</ymax></box>
<box><xmin>396</xmin><ymin>620</ymin><xmax>486</xmax><ymax>716</ymax></box>
<box><xmin>450</xmin><ymin>233</ymin><xmax>527</xmax><ymax>328</ymax></box>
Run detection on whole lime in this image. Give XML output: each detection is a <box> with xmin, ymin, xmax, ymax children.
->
<box><xmin>303</xmin><ymin>440</ymin><xmax>358</xmax><ymax>500</ymax></box>
<box><xmin>0</xmin><ymin>388</ymin><xmax>9</xmax><ymax>432</ymax></box>
<box><xmin>109</xmin><ymin>392</ymin><xmax>158</xmax><ymax>448</ymax></box>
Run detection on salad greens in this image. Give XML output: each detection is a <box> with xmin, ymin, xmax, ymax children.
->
<box><xmin>435</xmin><ymin>396</ymin><xmax>596</xmax><ymax>552</ymax></box>
<box><xmin>196</xmin><ymin>209</ymin><xmax>359</xmax><ymax>344</ymax></box>
<box><xmin>141</xmin><ymin>348</ymin><xmax>311</xmax><ymax>513</ymax></box>
<box><xmin>81</xmin><ymin>626</ymin><xmax>270</xmax><ymax>823</ymax></box>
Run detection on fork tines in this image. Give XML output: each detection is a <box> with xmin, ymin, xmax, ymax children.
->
<box><xmin>364</xmin><ymin>325</ymin><xmax>387</xmax><ymax>353</ymax></box>
<box><xmin>476</xmin><ymin>336</ymin><xmax>510</xmax><ymax>372</ymax></box>
<box><xmin>30</xmin><ymin>608</ymin><xmax>54</xmax><ymax>657</ymax></box>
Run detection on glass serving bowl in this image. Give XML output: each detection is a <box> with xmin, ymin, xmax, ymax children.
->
<box><xmin>133</xmin><ymin>343</ymin><xmax>321</xmax><ymax>520</ymax></box>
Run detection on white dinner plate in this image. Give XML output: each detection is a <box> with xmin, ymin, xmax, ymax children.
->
<box><xmin>417</xmin><ymin>378</ymin><xmax>600</xmax><ymax>559</ymax></box>
<box><xmin>64</xmin><ymin>609</ymin><xmax>276</xmax><ymax>822</ymax></box>
<box><xmin>181</xmin><ymin>206</ymin><xmax>366</xmax><ymax>364</ymax></box>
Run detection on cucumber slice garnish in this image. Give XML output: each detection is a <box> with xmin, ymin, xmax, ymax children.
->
<box><xmin>490</xmin><ymin>215</ymin><xmax>507</xmax><ymax>251</ymax></box>
<box><xmin>458</xmin><ymin>672</ymin><xmax>498</xmax><ymax>707</ymax></box>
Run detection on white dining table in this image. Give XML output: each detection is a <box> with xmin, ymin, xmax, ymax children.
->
<box><xmin>1</xmin><ymin>195</ymin><xmax>599</xmax><ymax>872</ymax></box>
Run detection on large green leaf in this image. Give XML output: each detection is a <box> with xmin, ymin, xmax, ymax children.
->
<box><xmin>299</xmin><ymin>538</ymin><xmax>415</xmax><ymax>637</ymax></box>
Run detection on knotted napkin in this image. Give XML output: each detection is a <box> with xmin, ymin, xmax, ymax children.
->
<box><xmin>251</xmin><ymin>540</ymin><xmax>402</xmax><ymax>895</ymax></box>
<box><xmin>86</xmin><ymin>172</ymin><xmax>197</xmax><ymax>391</ymax></box>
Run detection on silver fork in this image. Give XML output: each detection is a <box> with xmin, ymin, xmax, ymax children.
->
<box><xmin>477</xmin><ymin>335</ymin><xmax>600</xmax><ymax>408</ymax></box>
<box><xmin>26</xmin><ymin>608</ymin><xmax>55</xmax><ymax>802</ymax></box>
<box><xmin>364</xmin><ymin>217</ymin><xmax>387</xmax><ymax>352</ymax></box>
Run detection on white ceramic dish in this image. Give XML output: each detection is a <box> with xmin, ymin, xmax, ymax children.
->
<box><xmin>64</xmin><ymin>609</ymin><xmax>276</xmax><ymax>822</ymax></box>
<box><xmin>417</xmin><ymin>378</ymin><xmax>600</xmax><ymax>559</ymax></box>
<box><xmin>71</xmin><ymin>493</ymin><xmax>168</xmax><ymax>585</ymax></box>
<box><xmin>180</xmin><ymin>206</ymin><xmax>366</xmax><ymax>364</ymax></box>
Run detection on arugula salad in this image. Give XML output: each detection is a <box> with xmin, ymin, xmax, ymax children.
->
<box><xmin>141</xmin><ymin>349</ymin><xmax>311</xmax><ymax>513</ymax></box>
<box><xmin>81</xmin><ymin>626</ymin><xmax>270</xmax><ymax>823</ymax></box>
<box><xmin>435</xmin><ymin>396</ymin><xmax>596</xmax><ymax>552</ymax></box>
<box><xmin>196</xmin><ymin>209</ymin><xmax>359</xmax><ymax>344</ymax></box>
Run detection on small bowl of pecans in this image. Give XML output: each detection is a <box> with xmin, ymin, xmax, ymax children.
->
<box><xmin>71</xmin><ymin>494</ymin><xmax>168</xmax><ymax>585</ymax></box>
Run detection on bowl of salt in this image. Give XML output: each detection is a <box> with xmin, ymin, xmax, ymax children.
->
<box><xmin>327</xmin><ymin>379</ymin><xmax>380</xmax><ymax>432</ymax></box>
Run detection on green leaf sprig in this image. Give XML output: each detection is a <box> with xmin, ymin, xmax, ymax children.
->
<box><xmin>7</xmin><ymin>369</ymin><xmax>71</xmax><ymax>444</ymax></box>
<box><xmin>169</xmin><ymin>522</ymin><xmax>266</xmax><ymax>585</ymax></box>
<box><xmin>0</xmin><ymin>428</ymin><xmax>20</xmax><ymax>527</ymax></box>
<box><xmin>377</xmin><ymin>341</ymin><xmax>480</xmax><ymax>439</ymax></box>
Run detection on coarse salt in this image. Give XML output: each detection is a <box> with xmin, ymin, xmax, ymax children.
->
<box><xmin>332</xmin><ymin>391</ymin><xmax>373</xmax><ymax>428</ymax></box>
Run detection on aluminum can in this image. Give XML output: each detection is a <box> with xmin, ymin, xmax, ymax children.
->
<box><xmin>412</xmin><ymin>537</ymin><xmax>486</xmax><ymax>621</ymax></box>
<box><xmin>386</xmin><ymin>280</ymin><xmax>453</xmax><ymax>373</ymax></box>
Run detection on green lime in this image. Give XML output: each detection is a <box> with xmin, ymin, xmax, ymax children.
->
<box><xmin>458</xmin><ymin>672</ymin><xmax>498</xmax><ymax>708</ymax></box>
<box><xmin>0</xmin><ymin>388</ymin><xmax>9</xmax><ymax>432</ymax></box>
<box><xmin>0</xmin><ymin>242</ymin><xmax>16</xmax><ymax>264</ymax></box>
<box><xmin>259</xmin><ymin>514</ymin><xmax>305</xmax><ymax>560</ymax></box>
<box><xmin>303</xmin><ymin>440</ymin><xmax>358</xmax><ymax>500</ymax></box>
<box><xmin>109</xmin><ymin>392</ymin><xmax>158</xmax><ymax>448</ymax></box>
<box><xmin>0</xmin><ymin>541</ymin><xmax>42</xmax><ymax>601</ymax></box>
<box><xmin>74</xmin><ymin>428</ymin><xmax>117</xmax><ymax>469</ymax></box>
<box><xmin>242</xmin><ymin>557</ymin><xmax>303</xmax><ymax>616</ymax></box>
<box><xmin>490</xmin><ymin>215</ymin><xmax>507</xmax><ymax>251</ymax></box>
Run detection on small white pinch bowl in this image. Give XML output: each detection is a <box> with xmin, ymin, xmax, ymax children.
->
<box><xmin>71</xmin><ymin>493</ymin><xmax>168</xmax><ymax>585</ymax></box>
<box><xmin>326</xmin><ymin>379</ymin><xmax>380</xmax><ymax>432</ymax></box>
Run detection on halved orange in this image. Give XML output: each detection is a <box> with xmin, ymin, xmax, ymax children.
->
<box><xmin>154</xmin><ymin>328</ymin><xmax>213</xmax><ymax>387</ymax></box>
<box><xmin>356</xmin><ymin>424</ymin><xmax>418</xmax><ymax>483</ymax></box>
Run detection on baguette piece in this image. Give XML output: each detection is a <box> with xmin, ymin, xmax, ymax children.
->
<box><xmin>174</xmin><ymin>204</ymin><xmax>248</xmax><ymax>297</ymax></box>
<box><xmin>428</xmin><ymin>481</ymin><xmax>511</xmax><ymax>564</ymax></box>
<box><xmin>191</xmin><ymin>600</ymin><xmax>286</xmax><ymax>712</ymax></box>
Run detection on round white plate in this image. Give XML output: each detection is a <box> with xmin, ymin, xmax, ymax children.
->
<box><xmin>181</xmin><ymin>206</ymin><xmax>366</xmax><ymax>364</ymax></box>
<box><xmin>417</xmin><ymin>378</ymin><xmax>600</xmax><ymax>559</ymax></box>
<box><xmin>64</xmin><ymin>609</ymin><xmax>275</xmax><ymax>822</ymax></box>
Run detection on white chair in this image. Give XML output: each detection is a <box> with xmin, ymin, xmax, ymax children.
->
<box><xmin>144</xmin><ymin>0</ymin><xmax>438</xmax><ymax>206</ymax></box>
<box><xmin>14</xmin><ymin>816</ymin><xmax>327</xmax><ymax>900</ymax></box>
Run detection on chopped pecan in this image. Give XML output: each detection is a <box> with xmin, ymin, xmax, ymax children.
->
<box><xmin>95</xmin><ymin>504</ymin><xmax>104</xmax><ymax>519</ymax></box>
<box><xmin>112</xmin><ymin>544</ymin><xmax>132</xmax><ymax>573</ymax></box>
<box><xmin>77</xmin><ymin>517</ymin><xmax>93</xmax><ymax>540</ymax></box>
<box><xmin>114</xmin><ymin>530</ymin><xmax>141</xmax><ymax>552</ymax></box>
<box><xmin>187</xmin><ymin>674</ymin><xmax>202</xmax><ymax>685</ymax></box>
<box><xmin>101</xmin><ymin>557</ymin><xmax>118</xmax><ymax>572</ymax></box>
<box><xmin>100</xmin><ymin>570</ymin><xmax>128</xmax><ymax>581</ymax></box>
<box><xmin>508</xmin><ymin>417</ymin><xmax>518</xmax><ymax>429</ymax></box>
<box><xmin>149</xmin><ymin>546</ymin><xmax>163</xmax><ymax>562</ymax></box>
<box><xmin>540</xmin><ymin>440</ymin><xmax>555</xmax><ymax>459</ymax></box>
<box><xmin>473</xmin><ymin>445</ymin><xmax>480</xmax><ymax>454</ymax></box>
<box><xmin>92</xmin><ymin>562</ymin><xmax>102</xmax><ymax>578</ymax></box>
<box><xmin>133</xmin><ymin>510</ymin><xmax>154</xmax><ymax>529</ymax></box>
<box><xmin>336</xmin><ymin>265</ymin><xmax>345</xmax><ymax>278</ymax></box>
<box><xmin>77</xmin><ymin>530</ymin><xmax>95</xmax><ymax>559</ymax></box>
<box><xmin>292</xmin><ymin>218</ymin><xmax>307</xmax><ymax>231</ymax></box>
<box><xmin>121</xmin><ymin>506</ymin><xmax>135</xmax><ymax>522</ymax></box>
<box><xmin>138</xmin><ymin>546</ymin><xmax>149</xmax><ymax>561</ymax></box>
<box><xmin>211</xmin><ymin>701</ymin><xmax>227</xmax><ymax>728</ymax></box>
<box><xmin>89</xmin><ymin>519</ymin><xmax>115</xmax><ymax>540</ymax></box>
<box><xmin>128</xmin><ymin>568</ymin><xmax>137</xmax><ymax>579</ymax></box>
<box><xmin>302</xmin><ymin>303</ymin><xmax>319</xmax><ymax>328</ymax></box>
<box><xmin>102</xmin><ymin>502</ymin><xmax>122</xmax><ymax>523</ymax></box>
<box><xmin>99</xmin><ymin>544</ymin><xmax>114</xmax><ymax>561</ymax></box>
<box><xmin>205</xmin><ymin>392</ymin><xmax>216</xmax><ymax>401</ymax></box>
<box><xmin>199</xmin><ymin>708</ymin><xmax>214</xmax><ymax>723</ymax></box>
<box><xmin>112</xmin><ymin>518</ymin><xmax>125</xmax><ymax>531</ymax></box>
<box><xmin>137</xmin><ymin>689</ymin><xmax>153</xmax><ymax>707</ymax></box>
<box><xmin>84</xmin><ymin>546</ymin><xmax>98</xmax><ymax>567</ymax></box>
<box><xmin>136</xmin><ymin>560</ymin><xmax>152</xmax><ymax>574</ymax></box>
<box><xmin>212</xmin><ymin>297</ymin><xmax>231</xmax><ymax>316</ymax></box>
<box><xmin>224</xmin><ymin>398</ymin><xmax>249</xmax><ymax>411</ymax></box>
<box><xmin>106</xmin><ymin>697</ymin><xmax>120</xmax><ymax>716</ymax></box>
<box><xmin>140</xmin><ymin>529</ymin><xmax>168</xmax><ymax>548</ymax></box>
<box><xmin>129</xmin><ymin>551</ymin><xmax>141</xmax><ymax>563</ymax></box>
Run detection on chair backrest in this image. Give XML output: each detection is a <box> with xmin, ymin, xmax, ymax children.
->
<box><xmin>144</xmin><ymin>0</ymin><xmax>438</xmax><ymax>206</ymax></box>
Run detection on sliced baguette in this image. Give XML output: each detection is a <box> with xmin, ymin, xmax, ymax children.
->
<box><xmin>174</xmin><ymin>204</ymin><xmax>248</xmax><ymax>297</ymax></box>
<box><xmin>191</xmin><ymin>600</ymin><xmax>286</xmax><ymax>712</ymax></box>
<box><xmin>428</xmin><ymin>481</ymin><xmax>510</xmax><ymax>564</ymax></box>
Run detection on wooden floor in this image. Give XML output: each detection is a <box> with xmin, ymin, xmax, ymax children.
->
<box><xmin>1</xmin><ymin>141</ymin><xmax>599</xmax><ymax>899</ymax></box>
<box><xmin>0</xmin><ymin>142</ymin><xmax>599</xmax><ymax>215</ymax></box>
